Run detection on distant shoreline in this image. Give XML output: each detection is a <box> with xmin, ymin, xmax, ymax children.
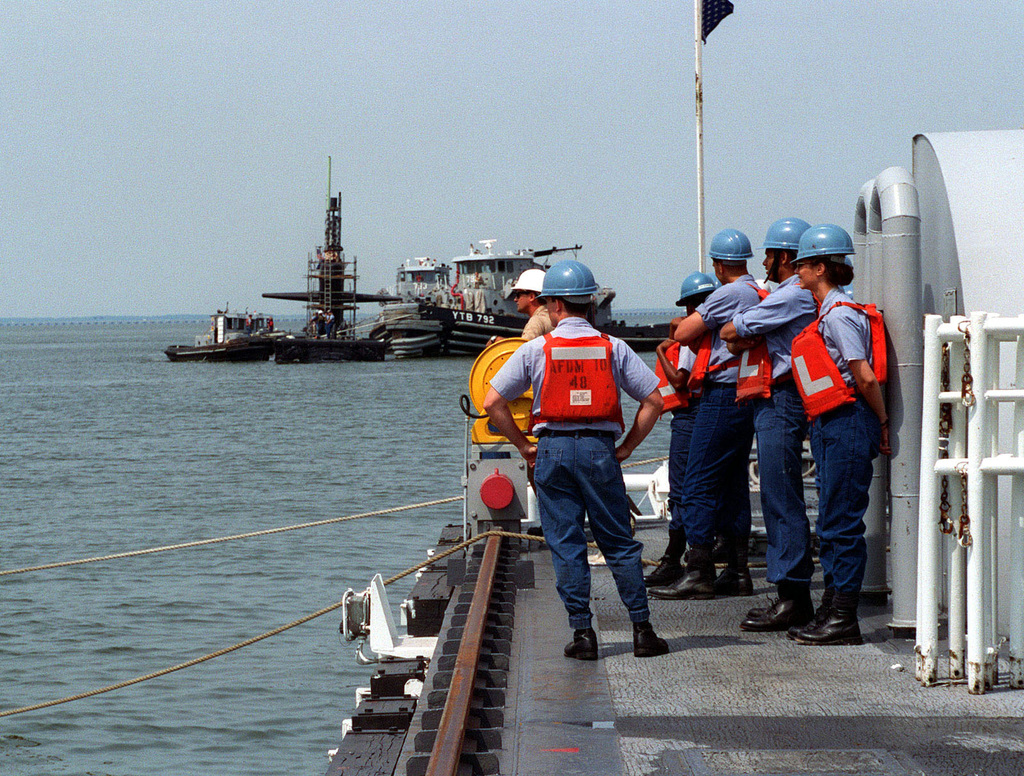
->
<box><xmin>0</xmin><ymin>309</ymin><xmax>678</xmax><ymax>326</ymax></box>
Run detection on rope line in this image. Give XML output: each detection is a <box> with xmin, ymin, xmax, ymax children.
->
<box><xmin>0</xmin><ymin>460</ymin><xmax>672</xmax><ymax>717</ymax></box>
<box><xmin>0</xmin><ymin>514</ymin><xmax>729</xmax><ymax>719</ymax></box>
<box><xmin>0</xmin><ymin>496</ymin><xmax>464</xmax><ymax>578</ymax></box>
<box><xmin>1</xmin><ymin>459</ymin><xmax>666</xmax><ymax>579</ymax></box>
<box><xmin>0</xmin><ymin>529</ymin><xmax>514</xmax><ymax>719</ymax></box>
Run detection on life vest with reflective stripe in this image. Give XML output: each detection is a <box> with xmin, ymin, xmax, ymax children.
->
<box><xmin>732</xmin><ymin>286</ymin><xmax>773</xmax><ymax>400</ymax></box>
<box><xmin>533</xmin><ymin>334</ymin><xmax>625</xmax><ymax>429</ymax></box>
<box><xmin>654</xmin><ymin>341</ymin><xmax>690</xmax><ymax>414</ymax></box>
<box><xmin>687</xmin><ymin>284</ymin><xmax>769</xmax><ymax>393</ymax></box>
<box><xmin>735</xmin><ymin>342</ymin><xmax>773</xmax><ymax>400</ymax></box>
<box><xmin>791</xmin><ymin>302</ymin><xmax>887</xmax><ymax>419</ymax></box>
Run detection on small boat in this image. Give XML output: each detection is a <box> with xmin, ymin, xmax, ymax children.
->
<box><xmin>374</xmin><ymin>241</ymin><xmax>666</xmax><ymax>358</ymax></box>
<box><xmin>164</xmin><ymin>310</ymin><xmax>276</xmax><ymax>362</ymax></box>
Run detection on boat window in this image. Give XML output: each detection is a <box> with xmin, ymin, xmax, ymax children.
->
<box><xmin>497</xmin><ymin>260</ymin><xmax>506</xmax><ymax>272</ymax></box>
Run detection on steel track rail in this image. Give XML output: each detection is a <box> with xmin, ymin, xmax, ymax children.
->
<box><xmin>424</xmin><ymin>533</ymin><xmax>502</xmax><ymax>776</ymax></box>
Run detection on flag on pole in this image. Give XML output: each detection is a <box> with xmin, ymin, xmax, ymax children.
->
<box><xmin>702</xmin><ymin>0</ymin><xmax>734</xmax><ymax>42</ymax></box>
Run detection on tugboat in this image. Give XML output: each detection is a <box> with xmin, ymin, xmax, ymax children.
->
<box><xmin>164</xmin><ymin>310</ymin><xmax>275</xmax><ymax>362</ymax></box>
<box><xmin>375</xmin><ymin>241</ymin><xmax>665</xmax><ymax>358</ymax></box>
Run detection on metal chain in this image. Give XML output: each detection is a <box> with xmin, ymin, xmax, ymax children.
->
<box><xmin>957</xmin><ymin>465</ymin><xmax>972</xmax><ymax>547</ymax></box>
<box><xmin>959</xmin><ymin>320</ymin><xmax>975</xmax><ymax>407</ymax></box>
<box><xmin>938</xmin><ymin>343</ymin><xmax>955</xmax><ymax>534</ymax></box>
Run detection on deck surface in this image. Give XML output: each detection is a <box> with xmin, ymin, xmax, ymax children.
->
<box><xmin>505</xmin><ymin>525</ymin><xmax>1024</xmax><ymax>776</ymax></box>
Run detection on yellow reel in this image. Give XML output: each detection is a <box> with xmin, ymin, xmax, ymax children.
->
<box><xmin>467</xmin><ymin>338</ymin><xmax>536</xmax><ymax>444</ymax></box>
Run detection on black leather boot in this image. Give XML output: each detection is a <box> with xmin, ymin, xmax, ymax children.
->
<box><xmin>740</xmin><ymin>582</ymin><xmax>813</xmax><ymax>632</ymax></box>
<box><xmin>711</xmin><ymin>533</ymin><xmax>729</xmax><ymax>563</ymax></box>
<box><xmin>714</xmin><ymin>535</ymin><xmax>753</xmax><ymax>596</ymax></box>
<box><xmin>790</xmin><ymin>591</ymin><xmax>862</xmax><ymax>645</ymax></box>
<box><xmin>645</xmin><ymin>529</ymin><xmax>687</xmax><ymax>587</ymax></box>
<box><xmin>648</xmin><ymin>544</ymin><xmax>715</xmax><ymax>600</ymax></box>
<box><xmin>564</xmin><ymin>627</ymin><xmax>599</xmax><ymax>660</ymax></box>
<box><xmin>633</xmin><ymin>621</ymin><xmax>669</xmax><ymax>657</ymax></box>
<box><xmin>787</xmin><ymin>587</ymin><xmax>834</xmax><ymax>639</ymax></box>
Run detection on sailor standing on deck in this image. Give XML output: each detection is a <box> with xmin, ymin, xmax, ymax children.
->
<box><xmin>483</xmin><ymin>259</ymin><xmax>669</xmax><ymax>660</ymax></box>
<box><xmin>719</xmin><ymin>218</ymin><xmax>819</xmax><ymax>632</ymax></box>
<box><xmin>487</xmin><ymin>268</ymin><xmax>554</xmax><ymax>345</ymax></box>
<box><xmin>787</xmin><ymin>224</ymin><xmax>890</xmax><ymax>646</ymax></box>
<box><xmin>649</xmin><ymin>229</ymin><xmax>762</xmax><ymax>601</ymax></box>
<box><xmin>644</xmin><ymin>271</ymin><xmax>718</xmax><ymax>588</ymax></box>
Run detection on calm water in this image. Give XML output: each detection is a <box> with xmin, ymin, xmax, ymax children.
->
<box><xmin>0</xmin><ymin>321</ymin><xmax>671</xmax><ymax>775</ymax></box>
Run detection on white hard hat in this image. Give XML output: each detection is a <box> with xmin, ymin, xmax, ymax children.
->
<box><xmin>509</xmin><ymin>268</ymin><xmax>546</xmax><ymax>297</ymax></box>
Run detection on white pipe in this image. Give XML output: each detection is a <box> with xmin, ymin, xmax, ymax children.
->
<box><xmin>984</xmin><ymin>331</ymin><xmax>1000</xmax><ymax>689</ymax></box>
<box><xmin>967</xmin><ymin>311</ymin><xmax>990</xmax><ymax>694</ymax></box>
<box><xmin>1011</xmin><ymin>335</ymin><xmax>1024</xmax><ymax>688</ymax></box>
<box><xmin>876</xmin><ymin>167</ymin><xmax>923</xmax><ymax>627</ymax></box>
<box><xmin>948</xmin><ymin>328</ymin><xmax>968</xmax><ymax>680</ymax></box>
<box><xmin>853</xmin><ymin>180</ymin><xmax>875</xmax><ymax>302</ymax></box>
<box><xmin>862</xmin><ymin>180</ymin><xmax>890</xmax><ymax>597</ymax></box>
<box><xmin>916</xmin><ymin>314</ymin><xmax>943</xmax><ymax>685</ymax></box>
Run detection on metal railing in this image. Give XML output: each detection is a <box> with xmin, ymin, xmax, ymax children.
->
<box><xmin>917</xmin><ymin>312</ymin><xmax>1024</xmax><ymax>693</ymax></box>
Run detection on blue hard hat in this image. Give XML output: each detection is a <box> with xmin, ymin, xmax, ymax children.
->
<box><xmin>708</xmin><ymin>228</ymin><xmax>753</xmax><ymax>263</ymax></box>
<box><xmin>538</xmin><ymin>259</ymin><xmax>599</xmax><ymax>301</ymax></box>
<box><xmin>794</xmin><ymin>223</ymin><xmax>855</xmax><ymax>264</ymax></box>
<box><xmin>762</xmin><ymin>218</ymin><xmax>811</xmax><ymax>252</ymax></box>
<box><xmin>676</xmin><ymin>271</ymin><xmax>718</xmax><ymax>307</ymax></box>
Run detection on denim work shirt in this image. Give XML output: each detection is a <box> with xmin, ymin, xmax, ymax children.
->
<box><xmin>489</xmin><ymin>316</ymin><xmax>659</xmax><ymax>436</ymax></box>
<box><xmin>818</xmin><ymin>287</ymin><xmax>872</xmax><ymax>388</ymax></box>
<box><xmin>731</xmin><ymin>275</ymin><xmax>817</xmax><ymax>378</ymax></box>
<box><xmin>694</xmin><ymin>274</ymin><xmax>762</xmax><ymax>384</ymax></box>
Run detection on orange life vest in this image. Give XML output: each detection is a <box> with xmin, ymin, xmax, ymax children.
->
<box><xmin>792</xmin><ymin>302</ymin><xmax>887</xmax><ymax>419</ymax></box>
<box><xmin>654</xmin><ymin>341</ymin><xmax>690</xmax><ymax>414</ymax></box>
<box><xmin>687</xmin><ymin>284</ymin><xmax>769</xmax><ymax>394</ymax></box>
<box><xmin>735</xmin><ymin>341</ymin><xmax>773</xmax><ymax>401</ymax></box>
<box><xmin>533</xmin><ymin>334</ymin><xmax>625</xmax><ymax>430</ymax></box>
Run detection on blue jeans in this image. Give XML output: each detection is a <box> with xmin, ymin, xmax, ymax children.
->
<box><xmin>681</xmin><ymin>383</ymin><xmax>755</xmax><ymax>547</ymax></box>
<box><xmin>534</xmin><ymin>433</ymin><xmax>650</xmax><ymax>629</ymax></box>
<box><xmin>754</xmin><ymin>382</ymin><xmax>812</xmax><ymax>585</ymax></box>
<box><xmin>668</xmin><ymin>402</ymin><xmax>700</xmax><ymax>532</ymax></box>
<box><xmin>810</xmin><ymin>399</ymin><xmax>881</xmax><ymax>593</ymax></box>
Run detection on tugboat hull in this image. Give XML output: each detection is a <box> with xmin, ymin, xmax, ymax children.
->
<box><xmin>164</xmin><ymin>339</ymin><xmax>274</xmax><ymax>362</ymax></box>
<box><xmin>380</xmin><ymin>303</ymin><xmax>664</xmax><ymax>358</ymax></box>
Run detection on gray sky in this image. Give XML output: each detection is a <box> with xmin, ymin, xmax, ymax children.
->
<box><xmin>2</xmin><ymin>1</ymin><xmax>1021</xmax><ymax>317</ymax></box>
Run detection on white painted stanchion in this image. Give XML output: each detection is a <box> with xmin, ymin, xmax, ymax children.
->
<box><xmin>966</xmin><ymin>311</ymin><xmax>991</xmax><ymax>694</ymax></box>
<box><xmin>1012</xmin><ymin>336</ymin><xmax>1024</xmax><ymax>688</ymax></box>
<box><xmin>915</xmin><ymin>314</ymin><xmax>943</xmax><ymax>684</ymax></box>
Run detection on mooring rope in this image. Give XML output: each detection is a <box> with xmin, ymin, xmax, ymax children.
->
<box><xmin>1</xmin><ymin>457</ymin><xmax>667</xmax><ymax>578</ymax></box>
<box><xmin>0</xmin><ymin>457</ymin><xmax>673</xmax><ymax>717</ymax></box>
<box><xmin>0</xmin><ymin>496</ymin><xmax>465</xmax><ymax>578</ymax></box>
<box><xmin>0</xmin><ymin>529</ymin><xmax>519</xmax><ymax>719</ymax></box>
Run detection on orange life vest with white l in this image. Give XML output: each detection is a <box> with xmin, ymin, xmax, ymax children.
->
<box><xmin>791</xmin><ymin>301</ymin><xmax>887</xmax><ymax>419</ymax></box>
<box><xmin>687</xmin><ymin>284</ymin><xmax>769</xmax><ymax>394</ymax></box>
<box><xmin>654</xmin><ymin>341</ymin><xmax>690</xmax><ymax>414</ymax></box>
<box><xmin>735</xmin><ymin>341</ymin><xmax>773</xmax><ymax>401</ymax></box>
<box><xmin>533</xmin><ymin>333</ymin><xmax>625</xmax><ymax>430</ymax></box>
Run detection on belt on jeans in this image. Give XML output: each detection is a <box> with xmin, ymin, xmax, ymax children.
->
<box><xmin>536</xmin><ymin>429</ymin><xmax>615</xmax><ymax>439</ymax></box>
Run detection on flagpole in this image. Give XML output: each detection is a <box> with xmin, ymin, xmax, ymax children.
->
<box><xmin>694</xmin><ymin>0</ymin><xmax>706</xmax><ymax>273</ymax></box>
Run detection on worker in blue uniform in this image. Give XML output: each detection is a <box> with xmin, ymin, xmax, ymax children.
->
<box><xmin>720</xmin><ymin>218</ymin><xmax>819</xmax><ymax>631</ymax></box>
<box><xmin>649</xmin><ymin>229</ymin><xmax>762</xmax><ymax>600</ymax></box>
<box><xmin>645</xmin><ymin>271</ymin><xmax>718</xmax><ymax>588</ymax></box>
<box><xmin>788</xmin><ymin>224</ymin><xmax>890</xmax><ymax>645</ymax></box>
<box><xmin>484</xmin><ymin>259</ymin><xmax>670</xmax><ymax>660</ymax></box>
